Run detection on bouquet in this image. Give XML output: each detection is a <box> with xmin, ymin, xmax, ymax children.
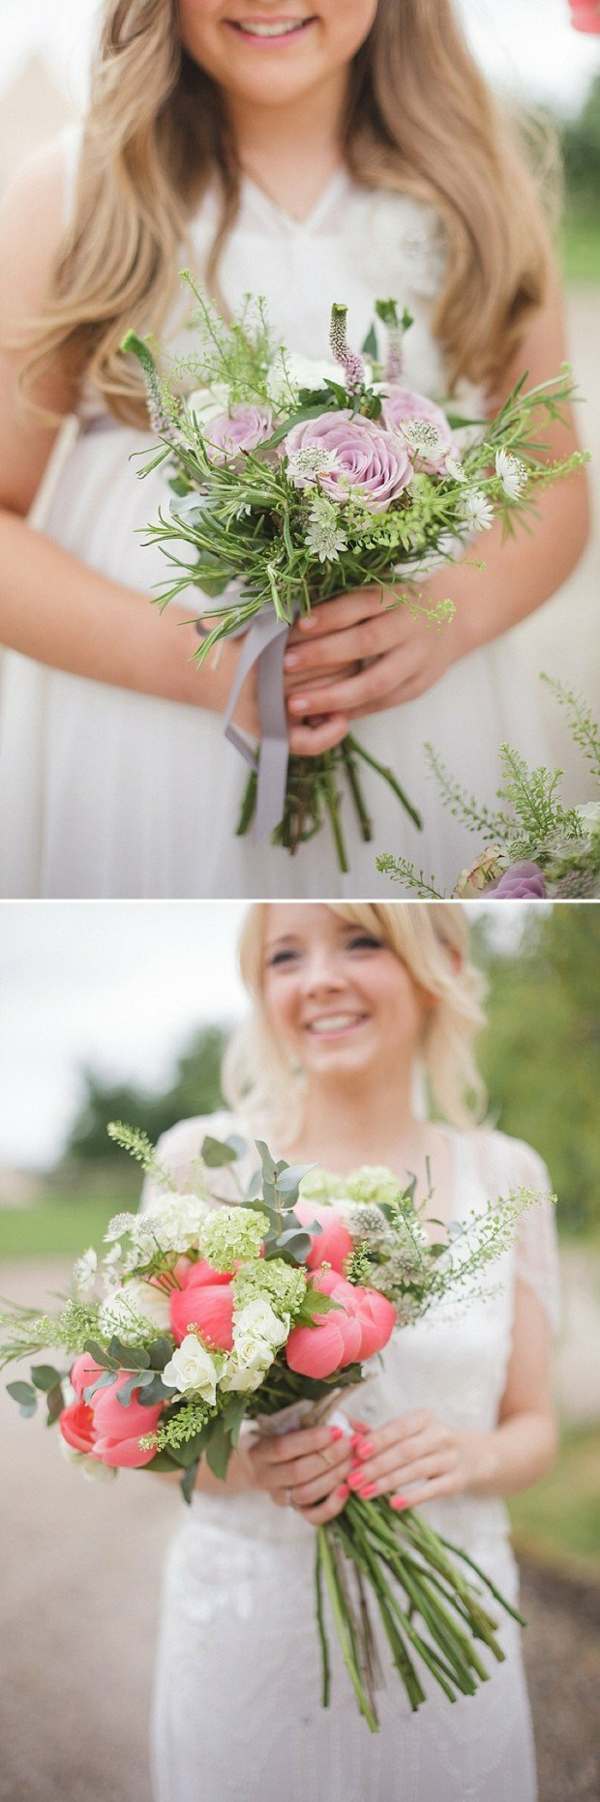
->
<box><xmin>1</xmin><ymin>1124</ymin><xmax>551</xmax><ymax>1730</ymax></box>
<box><xmin>122</xmin><ymin>279</ymin><xmax>584</xmax><ymax>872</ymax></box>
<box><xmin>378</xmin><ymin>675</ymin><xmax>600</xmax><ymax>899</ymax></box>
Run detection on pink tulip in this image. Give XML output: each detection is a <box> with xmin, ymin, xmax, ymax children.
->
<box><xmin>91</xmin><ymin>1433</ymin><xmax>158</xmax><ymax>1469</ymax></box>
<box><xmin>170</xmin><ymin>1281</ymin><xmax>234</xmax><ymax>1350</ymax></box>
<box><xmin>182</xmin><ymin>1257</ymin><xmax>233</xmax><ymax>1288</ymax></box>
<box><xmin>294</xmin><ymin>1200</ymin><xmax>353</xmax><ymax>1274</ymax></box>
<box><xmin>90</xmin><ymin>1375</ymin><xmax>163</xmax><ymax>1442</ymax></box>
<box><xmin>60</xmin><ymin>1399</ymin><xmax>96</xmax><ymax>1454</ymax></box>
<box><xmin>69</xmin><ymin>1354</ymin><xmax>108</xmax><ymax>1399</ymax></box>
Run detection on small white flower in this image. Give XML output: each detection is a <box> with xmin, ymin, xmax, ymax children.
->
<box><xmin>495</xmin><ymin>449</ymin><xmax>527</xmax><ymax>500</ymax></box>
<box><xmin>267</xmin><ymin>353</ymin><xmax>341</xmax><ymax>407</ymax></box>
<box><xmin>99</xmin><ymin>1279</ymin><xmax>170</xmax><ymax>1339</ymax></box>
<box><xmin>220</xmin><ymin>1357</ymin><xmax>268</xmax><ymax>1394</ymax></box>
<box><xmin>575</xmin><ymin>801</ymin><xmax>600</xmax><ymax>834</ymax></box>
<box><xmin>72</xmin><ymin>1247</ymin><xmax>97</xmax><ymax>1296</ymax></box>
<box><xmin>162</xmin><ymin>1335</ymin><xmax>219</xmax><ymax>1402</ymax></box>
<box><xmin>444</xmin><ymin>454</ymin><xmax>465</xmax><ymax>482</ymax></box>
<box><xmin>285</xmin><ymin>446</ymin><xmax>341</xmax><ymax>490</ymax></box>
<box><xmin>104</xmin><ymin>1213</ymin><xmax>138</xmax><ymax>1244</ymax></box>
<box><xmin>234</xmin><ymin>1298</ymin><xmax>289</xmax><ymax>1352</ymax></box>
<box><xmin>305</xmin><ymin>498</ymin><xmax>348</xmax><ymax>564</ymax></box>
<box><xmin>460</xmin><ymin>488</ymin><xmax>494</xmax><ymax>533</ymax></box>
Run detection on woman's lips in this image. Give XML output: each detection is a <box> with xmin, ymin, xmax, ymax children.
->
<box><xmin>225</xmin><ymin>16</ymin><xmax>316</xmax><ymax>47</ymax></box>
<box><xmin>304</xmin><ymin>1013</ymin><xmax>368</xmax><ymax>1040</ymax></box>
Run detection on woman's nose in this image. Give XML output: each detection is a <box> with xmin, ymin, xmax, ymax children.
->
<box><xmin>303</xmin><ymin>953</ymin><xmax>344</xmax><ymax>995</ymax></box>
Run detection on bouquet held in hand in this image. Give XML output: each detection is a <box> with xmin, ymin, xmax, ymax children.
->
<box><xmin>1</xmin><ymin>1124</ymin><xmax>552</xmax><ymax>1731</ymax></box>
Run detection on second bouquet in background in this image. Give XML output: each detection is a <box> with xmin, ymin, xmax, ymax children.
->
<box><xmin>123</xmin><ymin>283</ymin><xmax>584</xmax><ymax>872</ymax></box>
<box><xmin>1</xmin><ymin>1126</ymin><xmax>551</xmax><ymax>1730</ymax></box>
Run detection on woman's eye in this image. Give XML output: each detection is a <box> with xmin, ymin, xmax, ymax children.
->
<box><xmin>267</xmin><ymin>948</ymin><xmax>299</xmax><ymax>967</ymax></box>
<box><xmin>347</xmin><ymin>934</ymin><xmax>382</xmax><ymax>952</ymax></box>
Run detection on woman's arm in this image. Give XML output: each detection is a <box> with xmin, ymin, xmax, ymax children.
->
<box><xmin>0</xmin><ymin>150</ymin><xmax>260</xmax><ymax>728</ymax></box>
<box><xmin>344</xmin><ymin>1280</ymin><xmax>557</xmax><ymax>1510</ymax></box>
<box><xmin>282</xmin><ymin>281</ymin><xmax>591</xmax><ymax>730</ymax></box>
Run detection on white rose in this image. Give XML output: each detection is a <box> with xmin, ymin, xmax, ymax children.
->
<box><xmin>162</xmin><ymin>1334</ymin><xmax>219</xmax><ymax>1402</ymax></box>
<box><xmin>187</xmin><ymin>383</ymin><xmax>231</xmax><ymax>424</ymax></box>
<box><xmin>234</xmin><ymin>1299</ymin><xmax>289</xmax><ymax>1353</ymax></box>
<box><xmin>220</xmin><ymin>1358</ymin><xmax>267</xmax><ymax>1394</ymax></box>
<box><xmin>575</xmin><ymin>802</ymin><xmax>600</xmax><ymax>834</ymax></box>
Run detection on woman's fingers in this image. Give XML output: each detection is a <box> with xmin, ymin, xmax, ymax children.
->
<box><xmin>287</xmin><ymin>647</ymin><xmax>415</xmax><ymax>716</ymax></box>
<box><xmin>285</xmin><ymin>610</ymin><xmax>404</xmax><ymax>676</ymax></box>
<box><xmin>288</xmin><ymin>588</ymin><xmax>386</xmax><ymax>642</ymax></box>
<box><xmin>390</xmin><ymin>1471</ymin><xmax>458</xmax><ymax>1510</ymax></box>
<box><xmin>288</xmin><ymin>712</ymin><xmax>350</xmax><ymax>756</ymax></box>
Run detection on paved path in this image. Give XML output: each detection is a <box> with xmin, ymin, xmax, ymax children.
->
<box><xmin>1</xmin><ymin>1259</ymin><xmax>598</xmax><ymax>1802</ymax></box>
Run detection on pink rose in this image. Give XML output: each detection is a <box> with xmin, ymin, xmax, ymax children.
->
<box><xmin>283</xmin><ymin>410</ymin><xmax>412</xmax><ymax>512</ymax></box>
<box><xmin>204</xmin><ymin>404</ymin><xmax>273</xmax><ymax>463</ymax></box>
<box><xmin>170</xmin><ymin>1281</ymin><xmax>234</xmax><ymax>1350</ymax></box>
<box><xmin>60</xmin><ymin>1399</ymin><xmax>96</xmax><ymax>1454</ymax></box>
<box><xmin>294</xmin><ymin>1199</ymin><xmax>353</xmax><ymax>1274</ymax></box>
<box><xmin>380</xmin><ymin>385</ymin><xmax>457</xmax><ymax>473</ymax></box>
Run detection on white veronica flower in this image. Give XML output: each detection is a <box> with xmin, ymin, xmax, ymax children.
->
<box><xmin>162</xmin><ymin>1335</ymin><xmax>219</xmax><ymax>1402</ymax></box>
<box><xmin>460</xmin><ymin>489</ymin><xmax>494</xmax><ymax>533</ymax></box>
<box><xmin>495</xmin><ymin>448</ymin><xmax>527</xmax><ymax>499</ymax></box>
<box><xmin>72</xmin><ymin>1247</ymin><xmax>97</xmax><ymax>1296</ymax></box>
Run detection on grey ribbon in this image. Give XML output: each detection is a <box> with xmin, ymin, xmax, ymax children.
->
<box><xmin>222</xmin><ymin>606</ymin><xmax>291</xmax><ymax>839</ymax></box>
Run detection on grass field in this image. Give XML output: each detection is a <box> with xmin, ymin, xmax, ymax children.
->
<box><xmin>510</xmin><ymin>1425</ymin><xmax>600</xmax><ymax>1578</ymax></box>
<box><xmin>0</xmin><ymin>1198</ymin><xmax>126</xmax><ymax>1258</ymax></box>
<box><xmin>561</xmin><ymin>213</ymin><xmax>600</xmax><ymax>283</ymax></box>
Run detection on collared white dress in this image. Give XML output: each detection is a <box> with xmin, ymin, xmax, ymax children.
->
<box><xmin>140</xmin><ymin>1111</ymin><xmax>560</xmax><ymax>1802</ymax></box>
<box><xmin>0</xmin><ymin>127</ymin><xmax>565</xmax><ymax>898</ymax></box>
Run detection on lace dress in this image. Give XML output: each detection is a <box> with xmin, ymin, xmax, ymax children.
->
<box><xmin>0</xmin><ymin>126</ymin><xmax>563</xmax><ymax>899</ymax></box>
<box><xmin>140</xmin><ymin>1111</ymin><xmax>560</xmax><ymax>1802</ymax></box>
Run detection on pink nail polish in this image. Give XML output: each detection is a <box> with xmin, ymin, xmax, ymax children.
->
<box><xmin>336</xmin><ymin>1483</ymin><xmax>349</xmax><ymax>1500</ymax></box>
<box><xmin>358</xmin><ymin>1482</ymin><xmax>377</xmax><ymax>1499</ymax></box>
<box><xmin>329</xmin><ymin>1426</ymin><xmax>345</xmax><ymax>1443</ymax></box>
<box><xmin>356</xmin><ymin>1439</ymin><xmax>374</xmax><ymax>1461</ymax></box>
<box><xmin>347</xmin><ymin>1471</ymin><xmax>366</xmax><ymax>1491</ymax></box>
<box><xmin>390</xmin><ymin>1495</ymin><xmax>410</xmax><ymax>1511</ymax></box>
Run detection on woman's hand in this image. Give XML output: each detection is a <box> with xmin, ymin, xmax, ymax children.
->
<box><xmin>245</xmin><ymin>1420</ymin><xmax>353</xmax><ymax>1524</ymax></box>
<box><xmin>282</xmin><ymin>584</ymin><xmax>464</xmax><ymax>748</ymax></box>
<box><xmin>347</xmin><ymin>1410</ymin><xmax>495</xmax><ymax>1511</ymax></box>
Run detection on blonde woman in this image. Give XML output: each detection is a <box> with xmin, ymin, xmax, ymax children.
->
<box><xmin>0</xmin><ymin>1</ymin><xmax>589</xmax><ymax>898</ymax></box>
<box><xmin>141</xmin><ymin>902</ymin><xmax>559</xmax><ymax>1802</ymax></box>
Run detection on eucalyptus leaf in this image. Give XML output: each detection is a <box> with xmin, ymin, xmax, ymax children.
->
<box><xmin>46</xmin><ymin>1384</ymin><xmax>64</xmax><ymax>1427</ymax></box>
<box><xmin>108</xmin><ymin>1338</ymin><xmax>150</xmax><ymax>1370</ymax></box>
<box><xmin>84</xmin><ymin>1340</ymin><xmax>119</xmax><ymax>1371</ymax></box>
<box><xmin>276</xmin><ymin>1164</ymin><xmax>314</xmax><ymax>1196</ymax></box>
<box><xmin>116</xmin><ymin>1371</ymin><xmax>154</xmax><ymax>1406</ymax></box>
<box><xmin>225</xmin><ymin>1134</ymin><xmax>248</xmax><ymax>1160</ymax></box>
<box><xmin>204</xmin><ymin>1418</ymin><xmax>233</xmax><ymax>1482</ymax></box>
<box><xmin>30</xmin><ymin>1364</ymin><xmax>63</xmax><ymax>1393</ymax></box>
<box><xmin>180</xmin><ymin>1459</ymin><xmax>200</xmax><ymax>1505</ymax></box>
<box><xmin>147</xmin><ymin>1336</ymin><xmax>174</xmax><ymax>1371</ymax></box>
<box><xmin>255</xmin><ymin>1140</ymin><xmax>277</xmax><ymax>1183</ymax></box>
<box><xmin>144</xmin><ymin>1449</ymin><xmax>181</xmax><ymax>1472</ymax></box>
<box><xmin>140</xmin><ymin>1375</ymin><xmax>173</xmax><ymax>1406</ymax></box>
<box><xmin>201</xmin><ymin>1134</ymin><xmax>239</xmax><ymax>1167</ymax></box>
<box><xmin>7</xmin><ymin>1380</ymin><xmax>37</xmax><ymax>1410</ymax></box>
<box><xmin>83</xmin><ymin>1371</ymin><xmax>117</xmax><ymax>1402</ymax></box>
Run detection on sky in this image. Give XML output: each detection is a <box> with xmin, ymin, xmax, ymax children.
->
<box><xmin>1</xmin><ymin>0</ymin><xmax>600</xmax><ymax>116</ymax></box>
<box><xmin>0</xmin><ymin>901</ymin><xmax>539</xmax><ymax>1172</ymax></box>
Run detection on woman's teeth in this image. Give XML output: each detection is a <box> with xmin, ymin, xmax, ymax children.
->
<box><xmin>232</xmin><ymin>18</ymin><xmax>310</xmax><ymax>37</ymax></box>
<box><xmin>307</xmin><ymin>1015</ymin><xmax>365</xmax><ymax>1035</ymax></box>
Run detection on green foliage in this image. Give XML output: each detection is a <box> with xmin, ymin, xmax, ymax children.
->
<box><xmin>476</xmin><ymin>908</ymin><xmax>600</xmax><ymax>1235</ymax></box>
<box><xmin>497</xmin><ymin>745</ymin><xmax>582</xmax><ymax>850</ymax></box>
<box><xmin>509</xmin><ymin>1425</ymin><xmax>600</xmax><ymax>1573</ymax></box>
<box><xmin>560</xmin><ymin>76</ymin><xmax>600</xmax><ymax>214</ymax></box>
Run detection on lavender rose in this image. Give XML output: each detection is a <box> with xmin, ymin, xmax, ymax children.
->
<box><xmin>204</xmin><ymin>404</ymin><xmax>273</xmax><ymax>462</ymax></box>
<box><xmin>381</xmin><ymin>386</ymin><xmax>458</xmax><ymax>475</ymax></box>
<box><xmin>489</xmin><ymin>861</ymin><xmax>547</xmax><ymax>899</ymax></box>
<box><xmin>283</xmin><ymin>410</ymin><xmax>412</xmax><ymax>512</ymax></box>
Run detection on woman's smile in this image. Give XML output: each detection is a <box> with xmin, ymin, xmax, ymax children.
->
<box><xmin>225</xmin><ymin>14</ymin><xmax>318</xmax><ymax>46</ymax></box>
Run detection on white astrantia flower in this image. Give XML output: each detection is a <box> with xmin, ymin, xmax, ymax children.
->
<box><xmin>162</xmin><ymin>1334</ymin><xmax>219</xmax><ymax>1402</ymax></box>
<box><xmin>104</xmin><ymin>1212</ymin><xmax>138</xmax><ymax>1244</ymax></box>
<box><xmin>138</xmin><ymin>1192</ymin><xmax>212</xmax><ymax>1256</ymax></box>
<box><xmin>72</xmin><ymin>1247</ymin><xmax>97</xmax><ymax>1296</ymax></box>
<box><xmin>444</xmin><ymin>454</ymin><xmax>465</xmax><ymax>482</ymax></box>
<box><xmin>305</xmin><ymin>497</ymin><xmax>348</xmax><ymax>564</ymax></box>
<box><xmin>460</xmin><ymin>489</ymin><xmax>494</xmax><ymax>533</ymax></box>
<box><xmin>99</xmin><ymin>1279</ymin><xmax>170</xmax><ymax>1340</ymax></box>
<box><xmin>495</xmin><ymin>448</ymin><xmax>527</xmax><ymax>500</ymax></box>
<box><xmin>285</xmin><ymin>446</ymin><xmax>341</xmax><ymax>490</ymax></box>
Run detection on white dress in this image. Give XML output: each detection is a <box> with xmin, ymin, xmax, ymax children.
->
<box><xmin>140</xmin><ymin>1110</ymin><xmax>560</xmax><ymax>1802</ymax></box>
<box><xmin>0</xmin><ymin>128</ymin><xmax>563</xmax><ymax>898</ymax></box>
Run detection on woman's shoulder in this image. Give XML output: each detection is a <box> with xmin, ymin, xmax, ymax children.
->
<box><xmin>155</xmin><ymin>1109</ymin><xmax>240</xmax><ymax>1180</ymax></box>
<box><xmin>459</xmin><ymin>1124</ymin><xmax>552</xmax><ymax>1193</ymax></box>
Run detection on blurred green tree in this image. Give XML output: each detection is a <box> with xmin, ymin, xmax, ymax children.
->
<box><xmin>561</xmin><ymin>75</ymin><xmax>600</xmax><ymax>211</ymax></box>
<box><xmin>64</xmin><ymin>1025</ymin><xmax>226</xmax><ymax>1170</ymax></box>
<box><xmin>476</xmin><ymin>908</ymin><xmax>600</xmax><ymax>1235</ymax></box>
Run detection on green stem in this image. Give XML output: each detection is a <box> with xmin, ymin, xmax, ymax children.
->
<box><xmin>341</xmin><ymin>739</ymin><xmax>373</xmax><ymax>842</ymax></box>
<box><xmin>319</xmin><ymin>1528</ymin><xmax>379</xmax><ymax>1731</ymax></box>
<box><xmin>320</xmin><ymin>760</ymin><xmax>349</xmax><ymax>874</ymax></box>
<box><xmin>235</xmin><ymin>770</ymin><xmax>258</xmax><ymax>836</ymax></box>
<box><xmin>346</xmin><ymin>734</ymin><xmax>422</xmax><ymax>831</ymax></box>
<box><xmin>315</xmin><ymin>1533</ymin><xmax>331</xmax><ymax>1710</ymax></box>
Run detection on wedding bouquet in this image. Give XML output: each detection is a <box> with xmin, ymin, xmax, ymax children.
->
<box><xmin>122</xmin><ymin>278</ymin><xmax>584</xmax><ymax>872</ymax></box>
<box><xmin>378</xmin><ymin>676</ymin><xmax>600</xmax><ymax>899</ymax></box>
<box><xmin>1</xmin><ymin>1123</ymin><xmax>551</xmax><ymax>1730</ymax></box>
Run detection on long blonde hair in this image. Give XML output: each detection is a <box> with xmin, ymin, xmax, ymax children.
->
<box><xmin>18</xmin><ymin>0</ymin><xmax>556</xmax><ymax>425</ymax></box>
<box><xmin>222</xmin><ymin>902</ymin><xmax>487</xmax><ymax>1141</ymax></box>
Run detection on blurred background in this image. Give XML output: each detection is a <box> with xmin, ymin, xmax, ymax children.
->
<box><xmin>0</xmin><ymin>0</ymin><xmax>599</xmax><ymax>790</ymax></box>
<box><xmin>0</xmin><ymin>898</ymin><xmax>599</xmax><ymax>1801</ymax></box>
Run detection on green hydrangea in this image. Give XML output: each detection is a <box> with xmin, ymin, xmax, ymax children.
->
<box><xmin>298</xmin><ymin>1168</ymin><xmax>349</xmax><ymax>1204</ymax></box>
<box><xmin>345</xmin><ymin>1167</ymin><xmax>405</xmax><ymax>1208</ymax></box>
<box><xmin>233</xmin><ymin>1257</ymin><xmax>307</xmax><ymax>1321</ymax></box>
<box><xmin>199</xmin><ymin>1206</ymin><xmax>269</xmax><ymax>1272</ymax></box>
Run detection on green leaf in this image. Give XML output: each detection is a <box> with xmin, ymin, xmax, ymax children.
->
<box><xmin>201</xmin><ymin>1134</ymin><xmax>239</xmax><ymax>1167</ymax></box>
<box><xmin>144</xmin><ymin>1449</ymin><xmax>180</xmax><ymax>1472</ymax></box>
<box><xmin>116</xmin><ymin>1371</ymin><xmax>154</xmax><ymax>1407</ymax></box>
<box><xmin>30</xmin><ymin>1364</ymin><xmax>63</xmax><ymax>1392</ymax></box>
<box><xmin>139</xmin><ymin>1374</ymin><xmax>173</xmax><ymax>1406</ymax></box>
<box><xmin>84</xmin><ymin>1340</ymin><xmax>119</xmax><ymax>1371</ymax></box>
<box><xmin>46</xmin><ymin>1384</ymin><xmax>64</xmax><ymax>1427</ymax></box>
<box><xmin>180</xmin><ymin>1460</ymin><xmax>200</xmax><ymax>1505</ymax></box>
<box><xmin>108</xmin><ymin>1338</ymin><xmax>150</xmax><ymax>1370</ymax></box>
<box><xmin>83</xmin><ymin>1371</ymin><xmax>116</xmax><ymax>1402</ymax></box>
<box><xmin>147</xmin><ymin>1337</ymin><xmax>174</xmax><ymax>1371</ymax></box>
<box><xmin>361</xmin><ymin>322</ymin><xmax>379</xmax><ymax>359</ymax></box>
<box><xmin>222</xmin><ymin>1396</ymin><xmax>247</xmax><ymax>1446</ymax></box>
<box><xmin>255</xmin><ymin>1140</ymin><xmax>277</xmax><ymax>1183</ymax></box>
<box><xmin>204</xmin><ymin>1417</ymin><xmax>234</xmax><ymax>1482</ymax></box>
<box><xmin>276</xmin><ymin>1227</ymin><xmax>312</xmax><ymax>1263</ymax></box>
<box><xmin>225</xmin><ymin>1134</ymin><xmax>248</xmax><ymax>1160</ymax></box>
<box><xmin>7</xmin><ymin>1380</ymin><xmax>37</xmax><ymax>1411</ymax></box>
<box><xmin>276</xmin><ymin>1164</ymin><xmax>314</xmax><ymax>1196</ymax></box>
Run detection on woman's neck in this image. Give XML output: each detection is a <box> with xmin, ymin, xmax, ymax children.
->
<box><xmin>287</xmin><ymin>1067</ymin><xmax>426</xmax><ymax>1171</ymax></box>
<box><xmin>225</xmin><ymin>70</ymin><xmax>349</xmax><ymax>218</ymax></box>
